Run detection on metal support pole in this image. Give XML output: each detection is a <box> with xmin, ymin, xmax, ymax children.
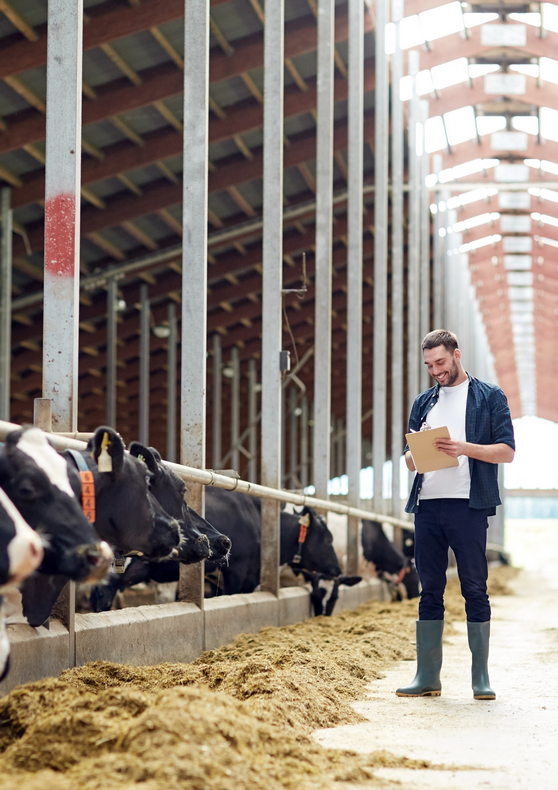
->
<box><xmin>212</xmin><ymin>334</ymin><xmax>222</xmax><ymax>469</ymax></box>
<box><xmin>373</xmin><ymin>0</ymin><xmax>389</xmax><ymax>513</ymax></box>
<box><xmin>43</xmin><ymin>0</ymin><xmax>82</xmax><ymax>434</ymax></box>
<box><xmin>260</xmin><ymin>0</ymin><xmax>284</xmax><ymax>598</ymax></box>
<box><xmin>43</xmin><ymin>0</ymin><xmax>83</xmax><ymax>669</ymax></box>
<box><xmin>313</xmin><ymin>0</ymin><xmax>335</xmax><ymax>502</ymax></box>
<box><xmin>166</xmin><ymin>303</ymin><xmax>177</xmax><ymax>463</ymax></box>
<box><xmin>139</xmin><ymin>284</ymin><xmax>150</xmax><ymax>446</ymax></box>
<box><xmin>432</xmin><ymin>156</ymin><xmax>444</xmax><ymax>329</ymax></box>
<box><xmin>106</xmin><ymin>278</ymin><xmax>117</xmax><ymax>428</ymax></box>
<box><xmin>289</xmin><ymin>387</ymin><xmax>298</xmax><ymax>488</ymax></box>
<box><xmin>0</xmin><ymin>188</ymin><xmax>12</xmax><ymax>422</ymax></box>
<box><xmin>231</xmin><ymin>346</ymin><xmax>240</xmax><ymax>472</ymax></box>
<box><xmin>300</xmin><ymin>394</ymin><xmax>309</xmax><ymax>490</ymax></box>
<box><xmin>248</xmin><ymin>358</ymin><xmax>257</xmax><ymax>482</ymax></box>
<box><xmin>345</xmin><ymin>0</ymin><xmax>364</xmax><ymax>574</ymax></box>
<box><xmin>391</xmin><ymin>0</ymin><xmax>404</xmax><ymax>520</ymax></box>
<box><xmin>179</xmin><ymin>0</ymin><xmax>210</xmax><ymax>610</ymax></box>
<box><xmin>407</xmin><ymin>50</ymin><xmax>420</xmax><ymax>412</ymax></box>
<box><xmin>419</xmin><ymin>100</ymin><xmax>430</xmax><ymax>391</ymax></box>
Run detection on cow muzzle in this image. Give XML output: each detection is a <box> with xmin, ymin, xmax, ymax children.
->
<box><xmin>80</xmin><ymin>541</ymin><xmax>114</xmax><ymax>582</ymax></box>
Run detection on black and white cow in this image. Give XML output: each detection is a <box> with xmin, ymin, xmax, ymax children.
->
<box><xmin>361</xmin><ymin>519</ymin><xmax>420</xmax><ymax>600</ymax></box>
<box><xmin>0</xmin><ymin>427</ymin><xmax>113</xmax><ymax>581</ymax></box>
<box><xmin>0</xmin><ymin>488</ymin><xmax>45</xmax><ymax>681</ymax></box>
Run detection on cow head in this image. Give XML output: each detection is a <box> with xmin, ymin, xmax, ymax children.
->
<box><xmin>296</xmin><ymin>507</ymin><xmax>341</xmax><ymax>578</ymax></box>
<box><xmin>86</xmin><ymin>428</ymin><xmax>181</xmax><ymax>559</ymax></box>
<box><xmin>0</xmin><ymin>428</ymin><xmax>112</xmax><ymax>581</ymax></box>
<box><xmin>0</xmin><ymin>487</ymin><xmax>43</xmax><ymax>587</ymax></box>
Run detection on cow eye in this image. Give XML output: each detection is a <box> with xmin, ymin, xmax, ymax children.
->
<box><xmin>16</xmin><ymin>476</ymin><xmax>42</xmax><ymax>500</ymax></box>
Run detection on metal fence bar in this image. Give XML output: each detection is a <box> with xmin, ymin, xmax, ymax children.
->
<box><xmin>212</xmin><ymin>334</ymin><xmax>222</xmax><ymax>469</ymax></box>
<box><xmin>180</xmin><ymin>0</ymin><xmax>210</xmax><ymax>610</ymax></box>
<box><xmin>407</xmin><ymin>49</ymin><xmax>420</xmax><ymax>415</ymax></box>
<box><xmin>106</xmin><ymin>278</ymin><xmax>117</xmax><ymax>428</ymax></box>
<box><xmin>231</xmin><ymin>346</ymin><xmax>240</xmax><ymax>472</ymax></box>
<box><xmin>0</xmin><ymin>188</ymin><xmax>12</xmax><ymax>422</ymax></box>
<box><xmin>139</xmin><ymin>284</ymin><xmax>150</xmax><ymax>446</ymax></box>
<box><xmin>260</xmin><ymin>0</ymin><xmax>285</xmax><ymax>598</ymax></box>
<box><xmin>248</xmin><ymin>358</ymin><xmax>257</xmax><ymax>482</ymax></box>
<box><xmin>0</xmin><ymin>419</ymin><xmax>413</xmax><ymax>531</ymax></box>
<box><xmin>166</xmin><ymin>303</ymin><xmax>177</xmax><ymax>463</ymax></box>
<box><xmin>419</xmin><ymin>99</ymin><xmax>430</xmax><ymax>391</ymax></box>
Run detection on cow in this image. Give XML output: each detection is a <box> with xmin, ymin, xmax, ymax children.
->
<box><xmin>19</xmin><ymin>427</ymin><xmax>185</xmax><ymax>627</ymax></box>
<box><xmin>0</xmin><ymin>488</ymin><xmax>45</xmax><ymax>682</ymax></box>
<box><xmin>361</xmin><ymin>519</ymin><xmax>420</xmax><ymax>600</ymax></box>
<box><xmin>0</xmin><ymin>427</ymin><xmax>113</xmax><ymax>581</ymax></box>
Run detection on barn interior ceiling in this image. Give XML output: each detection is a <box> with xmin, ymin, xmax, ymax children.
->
<box><xmin>1</xmin><ymin>0</ymin><xmax>556</xmax><ymax>479</ymax></box>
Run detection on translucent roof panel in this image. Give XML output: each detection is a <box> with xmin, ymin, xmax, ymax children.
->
<box><xmin>510</xmin><ymin>64</ymin><xmax>539</xmax><ymax>78</ymax></box>
<box><xmin>425</xmin><ymin>116</ymin><xmax>447</xmax><ymax>153</ymax></box>
<box><xmin>453</xmin><ymin>213</ymin><xmax>499</xmax><ymax>233</ymax></box>
<box><xmin>469</xmin><ymin>64</ymin><xmax>499</xmax><ymax>79</ymax></box>
<box><xmin>539</xmin><ymin>58</ymin><xmax>558</xmax><ymax>85</ymax></box>
<box><xmin>459</xmin><ymin>234</ymin><xmax>501</xmax><ymax>253</ymax></box>
<box><xmin>399</xmin><ymin>15</ymin><xmax>426</xmax><ymax>49</ymax></box>
<box><xmin>543</xmin><ymin>3</ymin><xmax>558</xmax><ymax>34</ymax></box>
<box><xmin>419</xmin><ymin>2</ymin><xmax>464</xmax><ymax>42</ymax></box>
<box><xmin>431</xmin><ymin>58</ymin><xmax>469</xmax><ymax>91</ymax></box>
<box><xmin>444</xmin><ymin>106</ymin><xmax>477</xmax><ymax>146</ymax></box>
<box><xmin>509</xmin><ymin>12</ymin><xmax>540</xmax><ymax>27</ymax></box>
<box><xmin>477</xmin><ymin>116</ymin><xmax>506</xmax><ymax>136</ymax></box>
<box><xmin>463</xmin><ymin>13</ymin><xmax>498</xmax><ymax>28</ymax></box>
<box><xmin>513</xmin><ymin>116</ymin><xmax>539</xmax><ymax>136</ymax></box>
<box><xmin>540</xmin><ymin>107</ymin><xmax>558</xmax><ymax>143</ymax></box>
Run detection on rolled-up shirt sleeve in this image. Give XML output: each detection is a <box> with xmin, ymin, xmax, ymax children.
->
<box><xmin>490</xmin><ymin>387</ymin><xmax>515</xmax><ymax>450</ymax></box>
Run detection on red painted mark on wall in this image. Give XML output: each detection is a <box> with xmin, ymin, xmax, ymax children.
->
<box><xmin>44</xmin><ymin>193</ymin><xmax>77</xmax><ymax>277</ymax></box>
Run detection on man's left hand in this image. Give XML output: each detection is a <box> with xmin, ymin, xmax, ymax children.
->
<box><xmin>434</xmin><ymin>438</ymin><xmax>467</xmax><ymax>458</ymax></box>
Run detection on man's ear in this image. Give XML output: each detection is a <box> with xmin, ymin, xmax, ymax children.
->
<box><xmin>454</xmin><ymin>348</ymin><xmax>461</xmax><ymax>362</ymax></box>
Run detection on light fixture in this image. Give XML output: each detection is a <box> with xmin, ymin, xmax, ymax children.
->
<box><xmin>152</xmin><ymin>325</ymin><xmax>171</xmax><ymax>339</ymax></box>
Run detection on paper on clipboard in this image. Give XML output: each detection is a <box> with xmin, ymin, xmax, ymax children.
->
<box><xmin>405</xmin><ymin>426</ymin><xmax>459</xmax><ymax>474</ymax></box>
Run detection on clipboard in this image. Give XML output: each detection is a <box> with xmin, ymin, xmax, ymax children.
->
<box><xmin>405</xmin><ymin>426</ymin><xmax>459</xmax><ymax>474</ymax></box>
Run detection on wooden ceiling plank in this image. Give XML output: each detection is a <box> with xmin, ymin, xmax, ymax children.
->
<box><xmin>0</xmin><ymin>0</ymin><xmax>37</xmax><ymax>41</ymax></box>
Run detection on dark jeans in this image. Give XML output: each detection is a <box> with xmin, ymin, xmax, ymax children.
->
<box><xmin>415</xmin><ymin>498</ymin><xmax>490</xmax><ymax>623</ymax></box>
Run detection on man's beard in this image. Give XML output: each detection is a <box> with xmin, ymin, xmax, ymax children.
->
<box><xmin>440</xmin><ymin>358</ymin><xmax>460</xmax><ymax>386</ymax></box>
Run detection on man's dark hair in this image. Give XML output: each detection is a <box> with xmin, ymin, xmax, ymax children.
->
<box><xmin>421</xmin><ymin>329</ymin><xmax>459</xmax><ymax>353</ymax></box>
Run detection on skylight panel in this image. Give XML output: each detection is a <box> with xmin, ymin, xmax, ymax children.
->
<box><xmin>540</xmin><ymin>107</ymin><xmax>558</xmax><ymax>143</ymax></box>
<box><xmin>469</xmin><ymin>64</ymin><xmax>499</xmax><ymax>79</ymax></box>
<box><xmin>444</xmin><ymin>106</ymin><xmax>477</xmax><ymax>146</ymax></box>
<box><xmin>453</xmin><ymin>212</ymin><xmax>499</xmax><ymax>233</ymax></box>
<box><xmin>417</xmin><ymin>69</ymin><xmax>434</xmax><ymax>96</ymax></box>
<box><xmin>507</xmin><ymin>271</ymin><xmax>533</xmax><ymax>286</ymax></box>
<box><xmin>524</xmin><ymin>159</ymin><xmax>541</xmax><ymax>170</ymax></box>
<box><xmin>431</xmin><ymin>58</ymin><xmax>469</xmax><ymax>91</ymax></box>
<box><xmin>543</xmin><ymin>3</ymin><xmax>558</xmax><ymax>34</ymax></box>
<box><xmin>419</xmin><ymin>2</ymin><xmax>464</xmax><ymax>41</ymax></box>
<box><xmin>541</xmin><ymin>160</ymin><xmax>558</xmax><ymax>176</ymax></box>
<box><xmin>446</xmin><ymin>187</ymin><xmax>498</xmax><ymax>209</ymax></box>
<box><xmin>529</xmin><ymin>187</ymin><xmax>558</xmax><ymax>204</ymax></box>
<box><xmin>385</xmin><ymin>23</ymin><xmax>396</xmax><ymax>54</ymax></box>
<box><xmin>509</xmin><ymin>12</ymin><xmax>541</xmax><ymax>27</ymax></box>
<box><xmin>400</xmin><ymin>15</ymin><xmax>425</xmax><ymax>49</ymax></box>
<box><xmin>510</xmin><ymin>64</ymin><xmax>540</xmax><ymax>78</ymax></box>
<box><xmin>532</xmin><ymin>212</ymin><xmax>558</xmax><ymax>228</ymax></box>
<box><xmin>424</xmin><ymin>116</ymin><xmax>447</xmax><ymax>153</ymax></box>
<box><xmin>537</xmin><ymin>236</ymin><xmax>558</xmax><ymax>249</ymax></box>
<box><xmin>539</xmin><ymin>58</ymin><xmax>558</xmax><ymax>85</ymax></box>
<box><xmin>476</xmin><ymin>116</ymin><xmax>506</xmax><ymax>136</ymax></box>
<box><xmin>459</xmin><ymin>234</ymin><xmax>501</xmax><ymax>253</ymax></box>
<box><xmin>463</xmin><ymin>13</ymin><xmax>499</xmax><ymax>28</ymax></box>
<box><xmin>512</xmin><ymin>116</ymin><xmax>539</xmax><ymax>136</ymax></box>
<box><xmin>509</xmin><ymin>287</ymin><xmax>534</xmax><ymax>301</ymax></box>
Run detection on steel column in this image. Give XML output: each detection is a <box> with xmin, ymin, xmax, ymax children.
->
<box><xmin>43</xmin><ymin>0</ymin><xmax>83</xmax><ymax>433</ymax></box>
<box><xmin>345</xmin><ymin>0</ymin><xmax>364</xmax><ymax>574</ymax></box>
<box><xmin>289</xmin><ymin>388</ymin><xmax>298</xmax><ymax>488</ymax></box>
<box><xmin>248</xmin><ymin>358</ymin><xmax>257</xmax><ymax>482</ymax></box>
<box><xmin>105</xmin><ymin>278</ymin><xmax>117</xmax><ymax>428</ymax></box>
<box><xmin>419</xmin><ymin>100</ymin><xmax>430</xmax><ymax>391</ymax></box>
<box><xmin>179</xmin><ymin>0</ymin><xmax>210</xmax><ymax>609</ymax></box>
<box><xmin>166</xmin><ymin>303</ymin><xmax>177</xmax><ymax>463</ymax></box>
<box><xmin>373</xmin><ymin>0</ymin><xmax>389</xmax><ymax>513</ymax></box>
<box><xmin>231</xmin><ymin>346</ymin><xmax>240</xmax><ymax>472</ymax></box>
<box><xmin>139</xmin><ymin>284</ymin><xmax>150</xmax><ymax>446</ymax></box>
<box><xmin>313</xmin><ymin>0</ymin><xmax>335</xmax><ymax>501</ymax></box>
<box><xmin>0</xmin><ymin>188</ymin><xmax>12</xmax><ymax>422</ymax></box>
<box><xmin>390</xmin><ymin>0</ymin><xmax>404</xmax><ymax>520</ymax></box>
<box><xmin>407</xmin><ymin>50</ymin><xmax>421</xmax><ymax>413</ymax></box>
<box><xmin>432</xmin><ymin>156</ymin><xmax>444</xmax><ymax>329</ymax></box>
<box><xmin>300</xmin><ymin>394</ymin><xmax>309</xmax><ymax>490</ymax></box>
<box><xmin>212</xmin><ymin>334</ymin><xmax>222</xmax><ymax>469</ymax></box>
<box><xmin>260</xmin><ymin>0</ymin><xmax>284</xmax><ymax>598</ymax></box>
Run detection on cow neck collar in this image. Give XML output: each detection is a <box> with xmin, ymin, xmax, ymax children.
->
<box><xmin>66</xmin><ymin>449</ymin><xmax>96</xmax><ymax>525</ymax></box>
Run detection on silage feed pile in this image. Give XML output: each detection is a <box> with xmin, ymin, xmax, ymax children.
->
<box><xmin>0</xmin><ymin>567</ymin><xmax>515</xmax><ymax>790</ymax></box>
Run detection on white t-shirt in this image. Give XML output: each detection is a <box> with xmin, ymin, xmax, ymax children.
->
<box><xmin>419</xmin><ymin>377</ymin><xmax>471</xmax><ymax>500</ymax></box>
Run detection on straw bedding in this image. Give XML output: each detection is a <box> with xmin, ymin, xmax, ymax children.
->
<box><xmin>0</xmin><ymin>566</ymin><xmax>515</xmax><ymax>790</ymax></box>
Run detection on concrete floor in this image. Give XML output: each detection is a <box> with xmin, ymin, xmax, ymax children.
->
<box><xmin>314</xmin><ymin>521</ymin><xmax>558</xmax><ymax>789</ymax></box>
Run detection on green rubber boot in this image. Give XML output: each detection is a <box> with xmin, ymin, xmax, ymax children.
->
<box><xmin>395</xmin><ymin>620</ymin><xmax>443</xmax><ymax>697</ymax></box>
<box><xmin>467</xmin><ymin>621</ymin><xmax>495</xmax><ymax>700</ymax></box>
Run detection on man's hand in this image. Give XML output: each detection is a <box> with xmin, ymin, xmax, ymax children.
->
<box><xmin>434</xmin><ymin>438</ymin><xmax>466</xmax><ymax>458</ymax></box>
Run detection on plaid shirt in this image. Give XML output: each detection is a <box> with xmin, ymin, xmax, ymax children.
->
<box><xmin>405</xmin><ymin>374</ymin><xmax>515</xmax><ymax>516</ymax></box>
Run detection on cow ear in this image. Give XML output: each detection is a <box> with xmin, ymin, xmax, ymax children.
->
<box><xmin>148</xmin><ymin>446</ymin><xmax>163</xmax><ymax>463</ymax></box>
<box><xmin>89</xmin><ymin>427</ymin><xmax>124</xmax><ymax>474</ymax></box>
<box><xmin>129</xmin><ymin>442</ymin><xmax>159</xmax><ymax>476</ymax></box>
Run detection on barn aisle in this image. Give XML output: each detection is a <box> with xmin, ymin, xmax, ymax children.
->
<box><xmin>314</xmin><ymin>522</ymin><xmax>558</xmax><ymax>790</ymax></box>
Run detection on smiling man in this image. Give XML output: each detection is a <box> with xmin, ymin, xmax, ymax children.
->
<box><xmin>396</xmin><ymin>329</ymin><xmax>515</xmax><ymax>702</ymax></box>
